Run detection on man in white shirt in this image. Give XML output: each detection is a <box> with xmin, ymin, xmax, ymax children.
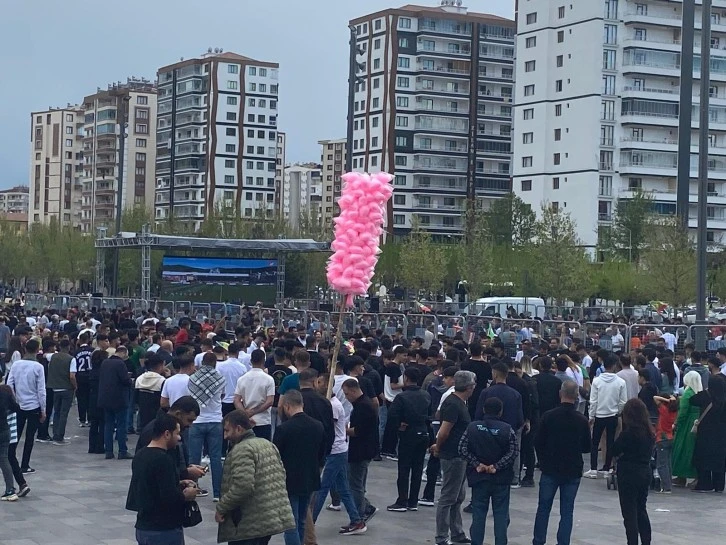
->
<box><xmin>160</xmin><ymin>357</ymin><xmax>195</xmax><ymax>408</ymax></box>
<box><xmin>234</xmin><ymin>349</ymin><xmax>275</xmax><ymax>440</ymax></box>
<box><xmin>661</xmin><ymin>329</ymin><xmax>677</xmax><ymax>352</ymax></box>
<box><xmin>216</xmin><ymin>342</ymin><xmax>248</xmax><ymax>450</ymax></box>
<box><xmin>7</xmin><ymin>338</ymin><xmax>46</xmax><ymax>474</ymax></box>
<box><xmin>194</xmin><ymin>338</ymin><xmax>214</xmax><ymax>367</ymax></box>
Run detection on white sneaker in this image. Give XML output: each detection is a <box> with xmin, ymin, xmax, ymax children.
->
<box><xmin>327</xmin><ymin>503</ymin><xmax>342</xmax><ymax>511</ymax></box>
<box><xmin>583</xmin><ymin>469</ymin><xmax>599</xmax><ymax>479</ymax></box>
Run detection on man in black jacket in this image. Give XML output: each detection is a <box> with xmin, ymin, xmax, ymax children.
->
<box><xmin>343</xmin><ymin>378</ymin><xmax>379</xmax><ymax>523</ymax></box>
<box><xmin>532</xmin><ymin>380</ymin><xmax>591</xmax><ymax>545</ymax></box>
<box><xmin>97</xmin><ymin>346</ymin><xmax>134</xmax><ymax>459</ymax></box>
<box><xmin>534</xmin><ymin>357</ymin><xmax>562</xmax><ymax>415</ymax></box>
<box><xmin>386</xmin><ymin>368</ymin><xmax>431</xmax><ymax>512</ymax></box>
<box><xmin>274</xmin><ymin>390</ymin><xmax>325</xmax><ymax>545</ymax></box>
<box><xmin>299</xmin><ymin>368</ymin><xmax>334</xmax><ymax>456</ymax></box>
<box><xmin>504</xmin><ymin>360</ymin><xmax>530</xmax><ymax>488</ymax></box>
<box><xmin>459</xmin><ymin>397</ymin><xmax>517</xmax><ymax>545</ymax></box>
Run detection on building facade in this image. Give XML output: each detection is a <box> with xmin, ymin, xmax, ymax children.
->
<box><xmin>282</xmin><ymin>164</ymin><xmax>323</xmax><ymax>229</ymax></box>
<box><xmin>0</xmin><ymin>186</ymin><xmax>30</xmax><ymax>216</ymax></box>
<box><xmin>349</xmin><ymin>2</ymin><xmax>515</xmax><ymax>240</ymax></box>
<box><xmin>275</xmin><ymin>131</ymin><xmax>286</xmax><ymax>217</ymax></box>
<box><xmin>81</xmin><ymin>80</ymin><xmax>157</xmax><ymax>233</ymax></box>
<box><xmin>28</xmin><ymin>107</ymin><xmax>84</xmax><ymax>227</ymax></box>
<box><xmin>319</xmin><ymin>137</ymin><xmax>347</xmax><ymax>226</ymax></box>
<box><xmin>154</xmin><ymin>50</ymin><xmax>280</xmax><ymax>230</ymax></box>
<box><xmin>513</xmin><ymin>0</ymin><xmax>726</xmax><ymax>251</ymax></box>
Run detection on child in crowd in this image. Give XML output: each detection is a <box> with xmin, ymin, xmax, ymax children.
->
<box><xmin>653</xmin><ymin>395</ymin><xmax>679</xmax><ymax>493</ymax></box>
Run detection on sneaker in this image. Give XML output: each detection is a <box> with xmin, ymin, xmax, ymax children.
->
<box><xmin>326</xmin><ymin>503</ymin><xmax>342</xmax><ymax>511</ymax></box>
<box><xmin>196</xmin><ymin>488</ymin><xmax>209</xmax><ymax>497</ymax></box>
<box><xmin>463</xmin><ymin>502</ymin><xmax>473</xmax><ymax>514</ymax></box>
<box><xmin>436</xmin><ymin>477</ymin><xmax>443</xmax><ymax>486</ymax></box>
<box><xmin>78</xmin><ymin>419</ymin><xmax>86</xmax><ymax>427</ymax></box>
<box><xmin>17</xmin><ymin>484</ymin><xmax>30</xmax><ymax>498</ymax></box>
<box><xmin>105</xmin><ymin>453</ymin><xmax>115</xmax><ymax>459</ymax></box>
<box><xmin>452</xmin><ymin>537</ymin><xmax>472</xmax><ymax>544</ymax></box>
<box><xmin>407</xmin><ymin>506</ymin><xmax>418</xmax><ymax>511</ymax></box>
<box><xmin>340</xmin><ymin>521</ymin><xmax>367</xmax><ymax>535</ymax></box>
<box><xmin>418</xmin><ymin>498</ymin><xmax>435</xmax><ymax>507</ymax></box>
<box><xmin>1</xmin><ymin>490</ymin><xmax>18</xmax><ymax>502</ymax></box>
<box><xmin>201</xmin><ymin>455</ymin><xmax>210</xmax><ymax>464</ymax></box>
<box><xmin>213</xmin><ymin>497</ymin><xmax>219</xmax><ymax>502</ymax></box>
<box><xmin>117</xmin><ymin>452</ymin><xmax>134</xmax><ymax>460</ymax></box>
<box><xmin>53</xmin><ymin>440</ymin><xmax>71</xmax><ymax>446</ymax></box>
<box><xmin>510</xmin><ymin>483</ymin><xmax>521</xmax><ymax>489</ymax></box>
<box><xmin>657</xmin><ymin>489</ymin><xmax>672</xmax><ymax>494</ymax></box>
<box><xmin>520</xmin><ymin>478</ymin><xmax>535</xmax><ymax>488</ymax></box>
<box><xmin>385</xmin><ymin>454</ymin><xmax>398</xmax><ymax>462</ymax></box>
<box><xmin>583</xmin><ymin>469</ymin><xmax>599</xmax><ymax>479</ymax></box>
<box><xmin>363</xmin><ymin>506</ymin><xmax>378</xmax><ymax>522</ymax></box>
<box><xmin>387</xmin><ymin>503</ymin><xmax>407</xmax><ymax>512</ymax></box>
<box><xmin>35</xmin><ymin>437</ymin><xmax>52</xmax><ymax>443</ymax></box>
<box><xmin>21</xmin><ymin>467</ymin><xmax>35</xmax><ymax>475</ymax></box>
<box><xmin>598</xmin><ymin>468</ymin><xmax>613</xmax><ymax>477</ymax></box>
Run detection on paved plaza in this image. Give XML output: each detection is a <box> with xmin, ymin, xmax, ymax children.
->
<box><xmin>1</xmin><ymin>418</ymin><xmax>724</xmax><ymax>545</ymax></box>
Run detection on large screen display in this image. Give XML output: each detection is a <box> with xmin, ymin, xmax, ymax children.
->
<box><xmin>161</xmin><ymin>256</ymin><xmax>277</xmax><ymax>305</ymax></box>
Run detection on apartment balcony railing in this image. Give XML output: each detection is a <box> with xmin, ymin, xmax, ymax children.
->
<box><xmin>414</xmin><ymin>121</ymin><xmax>468</xmax><ymax>133</ymax></box>
<box><xmin>415</xmin><ymin>104</ymin><xmax>465</xmax><ymax>114</ymax></box>
<box><xmin>414</xmin><ymin>202</ymin><xmax>466</xmax><ymax>211</ymax></box>
<box><xmin>420</xmin><ymin>22</ymin><xmax>472</xmax><ymax>36</ymax></box>
<box><xmin>416</xmin><ymin>83</ymin><xmax>469</xmax><ymax>95</ymax></box>
<box><xmin>417</xmin><ymin>44</ymin><xmax>472</xmax><ymax>56</ymax></box>
<box><xmin>413</xmin><ymin>160</ymin><xmax>467</xmax><ymax>171</ymax></box>
<box><xmin>413</xmin><ymin>179</ymin><xmax>467</xmax><ymax>190</ymax></box>
<box><xmin>413</xmin><ymin>143</ymin><xmax>468</xmax><ymax>153</ymax></box>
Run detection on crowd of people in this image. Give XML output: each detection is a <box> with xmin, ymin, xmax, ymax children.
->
<box><xmin>1</xmin><ymin>302</ymin><xmax>726</xmax><ymax>545</ymax></box>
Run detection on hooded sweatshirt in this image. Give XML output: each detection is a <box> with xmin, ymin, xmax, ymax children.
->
<box><xmin>135</xmin><ymin>371</ymin><xmax>165</xmax><ymax>393</ymax></box>
<box><xmin>589</xmin><ymin>372</ymin><xmax>627</xmax><ymax>419</ymax></box>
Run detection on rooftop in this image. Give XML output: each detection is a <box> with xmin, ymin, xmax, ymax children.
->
<box><xmin>158</xmin><ymin>50</ymin><xmax>278</xmax><ymax>72</ymax></box>
<box><xmin>351</xmin><ymin>3</ymin><xmax>513</xmax><ymax>25</ymax></box>
<box><xmin>0</xmin><ymin>185</ymin><xmax>29</xmax><ymax>194</ymax></box>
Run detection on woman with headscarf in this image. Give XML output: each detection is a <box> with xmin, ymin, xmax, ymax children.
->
<box><xmin>690</xmin><ymin>375</ymin><xmax>726</xmax><ymax>492</ymax></box>
<box><xmin>671</xmin><ymin>371</ymin><xmax>702</xmax><ymax>486</ymax></box>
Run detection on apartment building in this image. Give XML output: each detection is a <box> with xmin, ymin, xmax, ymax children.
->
<box><xmin>513</xmin><ymin>0</ymin><xmax>726</xmax><ymax>251</ymax></box>
<box><xmin>28</xmin><ymin>106</ymin><xmax>84</xmax><ymax>227</ymax></box>
<box><xmin>81</xmin><ymin>79</ymin><xmax>157</xmax><ymax>232</ymax></box>
<box><xmin>154</xmin><ymin>50</ymin><xmax>280</xmax><ymax>230</ymax></box>
<box><xmin>319</xmin><ymin>137</ymin><xmax>347</xmax><ymax>227</ymax></box>
<box><xmin>274</xmin><ymin>131</ymin><xmax>286</xmax><ymax>217</ymax></box>
<box><xmin>0</xmin><ymin>186</ymin><xmax>30</xmax><ymax>215</ymax></box>
<box><xmin>282</xmin><ymin>164</ymin><xmax>323</xmax><ymax>229</ymax></box>
<box><xmin>349</xmin><ymin>1</ymin><xmax>515</xmax><ymax>240</ymax></box>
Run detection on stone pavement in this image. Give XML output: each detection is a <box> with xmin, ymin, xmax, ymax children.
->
<box><xmin>1</xmin><ymin>418</ymin><xmax>724</xmax><ymax>545</ymax></box>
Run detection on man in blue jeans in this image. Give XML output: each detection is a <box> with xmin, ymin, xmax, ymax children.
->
<box><xmin>187</xmin><ymin>352</ymin><xmax>226</xmax><ymax>500</ymax></box>
<box><xmin>532</xmin><ymin>380</ymin><xmax>591</xmax><ymax>545</ymax></box>
<box><xmin>97</xmin><ymin>347</ymin><xmax>134</xmax><ymax>459</ymax></box>
<box><xmin>459</xmin><ymin>396</ymin><xmax>517</xmax><ymax>545</ymax></box>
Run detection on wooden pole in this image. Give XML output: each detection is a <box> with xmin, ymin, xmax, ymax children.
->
<box><xmin>326</xmin><ymin>298</ymin><xmax>347</xmax><ymax>399</ymax></box>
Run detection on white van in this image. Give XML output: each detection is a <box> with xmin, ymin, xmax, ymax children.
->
<box><xmin>470</xmin><ymin>297</ymin><xmax>546</xmax><ymax>319</ymax></box>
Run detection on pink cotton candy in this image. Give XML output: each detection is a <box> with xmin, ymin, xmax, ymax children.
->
<box><xmin>326</xmin><ymin>171</ymin><xmax>394</xmax><ymax>307</ymax></box>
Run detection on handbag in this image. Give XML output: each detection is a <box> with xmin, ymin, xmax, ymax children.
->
<box><xmin>183</xmin><ymin>500</ymin><xmax>203</xmax><ymax>528</ymax></box>
<box><xmin>691</xmin><ymin>403</ymin><xmax>713</xmax><ymax>435</ymax></box>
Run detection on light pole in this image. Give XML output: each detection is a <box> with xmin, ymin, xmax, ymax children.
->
<box><xmin>346</xmin><ymin>25</ymin><xmax>364</xmax><ymax>174</ymax></box>
<box><xmin>110</xmin><ymin>93</ymin><xmax>130</xmax><ymax>297</ymax></box>
<box><xmin>677</xmin><ymin>0</ymin><xmax>696</xmax><ymax>227</ymax></box>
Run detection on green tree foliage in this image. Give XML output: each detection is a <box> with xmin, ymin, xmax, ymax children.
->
<box><xmin>476</xmin><ymin>193</ymin><xmax>536</xmax><ymax>247</ymax></box>
<box><xmin>604</xmin><ymin>190</ymin><xmax>654</xmax><ymax>262</ymax></box>
<box><xmin>399</xmin><ymin>219</ymin><xmax>447</xmax><ymax>296</ymax></box>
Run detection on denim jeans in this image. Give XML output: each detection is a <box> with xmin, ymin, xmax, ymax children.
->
<box><xmin>470</xmin><ymin>480</ymin><xmax>510</xmax><ymax>545</ymax></box>
<box><xmin>104</xmin><ymin>407</ymin><xmax>129</xmax><ymax>455</ymax></box>
<box><xmin>187</xmin><ymin>421</ymin><xmax>223</xmax><ymax>498</ymax></box>
<box><xmin>285</xmin><ymin>492</ymin><xmax>311</xmax><ymax>545</ymax></box>
<box><xmin>52</xmin><ymin>389</ymin><xmax>74</xmax><ymax>442</ymax></box>
<box><xmin>532</xmin><ymin>473</ymin><xmax>581</xmax><ymax>545</ymax></box>
<box><xmin>655</xmin><ymin>439</ymin><xmax>673</xmax><ymax>492</ymax></box>
<box><xmin>378</xmin><ymin>403</ymin><xmax>388</xmax><ymax>446</ymax></box>
<box><xmin>313</xmin><ymin>452</ymin><xmax>360</xmax><ymax>524</ymax></box>
<box><xmin>135</xmin><ymin>527</ymin><xmax>184</xmax><ymax>545</ymax></box>
<box><xmin>435</xmin><ymin>458</ymin><xmax>467</xmax><ymax>544</ymax></box>
<box><xmin>348</xmin><ymin>460</ymin><xmax>371</xmax><ymax>517</ymax></box>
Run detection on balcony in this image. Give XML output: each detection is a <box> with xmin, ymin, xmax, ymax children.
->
<box><xmin>414</xmin><ymin>218</ymin><xmax>464</xmax><ymax>230</ymax></box>
<box><xmin>419</xmin><ymin>20</ymin><xmax>472</xmax><ymax>37</ymax></box>
<box><xmin>413</xmin><ymin>158</ymin><xmax>467</xmax><ymax>172</ymax></box>
<box><xmin>415</xmin><ymin>82</ymin><xmax>469</xmax><ymax>95</ymax></box>
<box><xmin>413</xmin><ymin>177</ymin><xmax>466</xmax><ymax>190</ymax></box>
<box><xmin>477</xmin><ymin>107</ymin><xmax>511</xmax><ymax>119</ymax></box>
<box><xmin>598</xmin><ymin>213</ymin><xmax>613</xmax><ymax>222</ymax></box>
<box><xmin>413</xmin><ymin>201</ymin><xmax>466</xmax><ymax>212</ymax></box>
<box><xmin>476</xmin><ymin>167</ymin><xmax>510</xmax><ymax>176</ymax></box>
<box><xmin>419</xmin><ymin>65</ymin><xmax>470</xmax><ymax>77</ymax></box>
<box><xmin>621</xmin><ymin>135</ymin><xmax>726</xmax><ymax>150</ymax></box>
<box><xmin>417</xmin><ymin>43</ymin><xmax>471</xmax><ymax>56</ymax></box>
<box><xmin>415</xmin><ymin>103</ymin><xmax>465</xmax><ymax>115</ymax></box>
<box><xmin>414</xmin><ymin>120</ymin><xmax>468</xmax><ymax>133</ymax></box>
<box><xmin>413</xmin><ymin>142</ymin><xmax>468</xmax><ymax>153</ymax></box>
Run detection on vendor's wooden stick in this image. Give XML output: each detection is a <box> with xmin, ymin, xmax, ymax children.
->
<box><xmin>326</xmin><ymin>298</ymin><xmax>347</xmax><ymax>399</ymax></box>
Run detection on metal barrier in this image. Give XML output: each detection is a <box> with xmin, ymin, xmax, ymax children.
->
<box><xmin>406</xmin><ymin>314</ymin><xmax>438</xmax><ymax>342</ymax></box>
<box><xmin>355</xmin><ymin>313</ymin><xmax>378</xmax><ymax>332</ymax></box>
<box><xmin>155</xmin><ymin>300</ymin><xmax>175</xmax><ymax>320</ymax></box>
<box><xmin>257</xmin><ymin>308</ymin><xmax>281</xmax><ymax>329</ymax></box>
<box><xmin>378</xmin><ymin>313</ymin><xmax>408</xmax><ymax>336</ymax></box>
<box><xmin>280</xmin><ymin>309</ymin><xmax>308</xmax><ymax>330</ymax></box>
<box><xmin>330</xmin><ymin>312</ymin><xmax>356</xmax><ymax>337</ymax></box>
<box><xmin>630</xmin><ymin>324</ymin><xmax>690</xmax><ymax>353</ymax></box>
<box><xmin>439</xmin><ymin>315</ymin><xmax>466</xmax><ymax>338</ymax></box>
<box><xmin>306</xmin><ymin>311</ymin><xmax>330</xmax><ymax>334</ymax></box>
<box><xmin>688</xmin><ymin>324</ymin><xmax>722</xmax><ymax>356</ymax></box>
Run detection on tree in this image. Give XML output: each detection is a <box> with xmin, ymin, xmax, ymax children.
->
<box><xmin>531</xmin><ymin>205</ymin><xmax>591</xmax><ymax>305</ymax></box>
<box><xmin>605</xmin><ymin>190</ymin><xmax>654</xmax><ymax>262</ymax></box>
<box><xmin>399</xmin><ymin>219</ymin><xmax>447</xmax><ymax>296</ymax></box>
<box><xmin>477</xmin><ymin>193</ymin><xmax>536</xmax><ymax>248</ymax></box>
<box><xmin>640</xmin><ymin>217</ymin><xmax>696</xmax><ymax>308</ymax></box>
<box><xmin>0</xmin><ymin>219</ymin><xmax>30</xmax><ymax>285</ymax></box>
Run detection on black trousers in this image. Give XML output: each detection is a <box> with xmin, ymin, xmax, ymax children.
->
<box><xmin>423</xmin><ymin>423</ymin><xmax>440</xmax><ymax>500</ymax></box>
<box><xmin>591</xmin><ymin>415</ymin><xmax>618</xmax><ymax>471</ymax></box>
<box><xmin>76</xmin><ymin>373</ymin><xmax>90</xmax><ymax>422</ymax></box>
<box><xmin>36</xmin><ymin>389</ymin><xmax>54</xmax><ymax>439</ymax></box>
<box><xmin>396</xmin><ymin>431</ymin><xmax>429</xmax><ymax>507</ymax></box>
<box><xmin>617</xmin><ymin>465</ymin><xmax>652</xmax><ymax>545</ymax></box>
<box><xmin>88</xmin><ymin>401</ymin><xmax>105</xmax><ymax>454</ymax></box>
<box><xmin>381</xmin><ymin>400</ymin><xmax>399</xmax><ymax>455</ymax></box>
<box><xmin>696</xmin><ymin>468</ymin><xmax>726</xmax><ymax>492</ymax></box>
<box><xmin>521</xmin><ymin>422</ymin><xmax>537</xmax><ymax>480</ymax></box>
<box><xmin>221</xmin><ymin>402</ymin><xmax>235</xmax><ymax>455</ymax></box>
<box><xmin>9</xmin><ymin>408</ymin><xmax>40</xmax><ymax>473</ymax></box>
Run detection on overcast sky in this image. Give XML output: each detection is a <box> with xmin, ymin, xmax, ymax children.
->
<box><xmin>0</xmin><ymin>0</ymin><xmax>514</xmax><ymax>189</ymax></box>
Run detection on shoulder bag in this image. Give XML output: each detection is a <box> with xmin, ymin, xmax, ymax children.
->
<box><xmin>691</xmin><ymin>403</ymin><xmax>713</xmax><ymax>435</ymax></box>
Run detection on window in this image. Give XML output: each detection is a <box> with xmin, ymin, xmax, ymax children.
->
<box><xmin>553</xmin><ymin>153</ymin><xmax>561</xmax><ymax>165</ymax></box>
<box><xmin>228</xmin><ymin>64</ymin><xmax>238</xmax><ymax>74</ymax></box>
<box><xmin>372</xmin><ymin>136</ymin><xmax>379</xmax><ymax>147</ymax></box>
<box><xmin>521</xmin><ymin>180</ymin><xmax>532</xmax><ymax>191</ymax></box>
<box><xmin>602</xmin><ymin>75</ymin><xmax>616</xmax><ymax>95</ymax></box>
<box><xmin>708</xmin><ymin>231</ymin><xmax>715</xmax><ymax>243</ymax></box>
<box><xmin>710</xmin><ymin>85</ymin><xmax>720</xmax><ymax>98</ymax></box>
<box><xmin>523</xmin><ymin>132</ymin><xmax>534</xmax><ymax>144</ymax></box>
<box><xmin>395</xmin><ymin>156</ymin><xmax>407</xmax><ymax>166</ymax></box>
<box><xmin>399</xmin><ymin>37</ymin><xmax>409</xmax><ymax>48</ymax></box>
<box><xmin>227</xmin><ymin>96</ymin><xmax>238</xmax><ymax>106</ymax></box>
<box><xmin>394</xmin><ymin>195</ymin><xmax>406</xmax><ymax>205</ymax></box>
<box><xmin>524</xmin><ymin>84</ymin><xmax>535</xmax><ymax>96</ymax></box>
<box><xmin>525</xmin><ymin>60</ymin><xmax>536</xmax><ymax>72</ymax></box>
<box><xmin>397</xmin><ymin>76</ymin><xmax>410</xmax><ymax>88</ymax></box>
<box><xmin>135</xmin><ymin>124</ymin><xmax>148</xmax><ymax>134</ymax></box>
<box><xmin>395</xmin><ymin>136</ymin><xmax>407</xmax><ymax>147</ymax></box>
<box><xmin>523</xmin><ymin>108</ymin><xmax>534</xmax><ymax>120</ymax></box>
<box><xmin>226</xmin><ymin>127</ymin><xmax>236</xmax><ymax>136</ymax></box>
<box><xmin>65</xmin><ymin>138</ymin><xmax>72</xmax><ymax>147</ymax></box>
<box><xmin>259</xmin><ymin>84</ymin><xmax>267</xmax><ymax>93</ymax></box>
<box><xmin>603</xmin><ymin>49</ymin><xmax>616</xmax><ymax>70</ymax></box>
<box><xmin>372</xmin><ymin>97</ymin><xmax>380</xmax><ymax>108</ymax></box>
<box><xmin>246</xmin><ymin>161</ymin><xmax>254</xmax><ymax>169</ymax></box>
<box><xmin>526</xmin><ymin>36</ymin><xmax>536</xmax><ymax>48</ymax></box>
<box><xmin>635</xmin><ymin>28</ymin><xmax>647</xmax><ymax>41</ymax></box>
<box><xmin>393</xmin><ymin>214</ymin><xmax>405</xmax><ymax>225</ymax></box>
<box><xmin>375</xmin><ymin>19</ymin><xmax>382</xmax><ymax>31</ymax></box>
<box><xmin>270</xmin><ymin>100</ymin><xmax>277</xmax><ymax>110</ymax></box>
<box><xmin>225</xmin><ymin>159</ymin><xmax>235</xmax><ymax>168</ymax></box>
<box><xmin>372</xmin><ymin>117</ymin><xmax>379</xmax><ymax>128</ymax></box>
<box><xmin>604</xmin><ymin>24</ymin><xmax>617</xmax><ymax>45</ymax></box>
<box><xmin>223</xmin><ymin>175</ymin><xmax>235</xmax><ymax>185</ymax></box>
<box><xmin>399</xmin><ymin>17</ymin><xmax>411</xmax><ymax>28</ymax></box>
<box><xmin>373</xmin><ymin>58</ymin><xmax>381</xmax><ymax>71</ymax></box>
<box><xmin>226</xmin><ymin>112</ymin><xmax>237</xmax><ymax>121</ymax></box>
<box><xmin>555</xmin><ymin>80</ymin><xmax>563</xmax><ymax>92</ymax></box>
<box><xmin>554</xmin><ymin>128</ymin><xmax>561</xmax><ymax>141</ymax></box>
<box><xmin>557</xmin><ymin>30</ymin><xmax>565</xmax><ymax>43</ymax></box>
<box><xmin>398</xmin><ymin>57</ymin><xmax>410</xmax><ymax>69</ymax></box>
<box><xmin>136</xmin><ymin>138</ymin><xmax>147</xmax><ymax>147</ymax></box>
<box><xmin>395</xmin><ymin>116</ymin><xmax>409</xmax><ymax>127</ymax></box>
<box><xmin>635</xmin><ymin>3</ymin><xmax>647</xmax><ymax>15</ymax></box>
<box><xmin>556</xmin><ymin>55</ymin><xmax>563</xmax><ymax>67</ymax></box>
<box><xmin>526</xmin><ymin>12</ymin><xmax>537</xmax><ymax>24</ymax></box>
<box><xmin>226</xmin><ymin>144</ymin><xmax>236</xmax><ymax>153</ymax></box>
<box><xmin>259</xmin><ymin>68</ymin><xmax>267</xmax><ymax>77</ymax></box>
<box><xmin>522</xmin><ymin>156</ymin><xmax>533</xmax><ymax>167</ymax></box>
<box><xmin>249</xmin><ymin>67</ymin><xmax>257</xmax><ymax>75</ymax></box>
<box><xmin>602</xmin><ymin>125</ymin><xmax>615</xmax><ymax>145</ymax></box>
<box><xmin>249</xmin><ymin>83</ymin><xmax>256</xmax><ymax>92</ymax></box>
<box><xmin>558</xmin><ymin>5</ymin><xmax>565</xmax><ymax>18</ymax></box>
<box><xmin>551</xmin><ymin>202</ymin><xmax>560</xmax><ymax>213</ymax></box>
<box><xmin>65</xmin><ymin>126</ymin><xmax>73</xmax><ymax>134</ymax></box>
<box><xmin>258</xmin><ymin>115</ymin><xmax>266</xmax><ymax>123</ymax></box>
<box><xmin>227</xmin><ymin>81</ymin><xmax>238</xmax><ymax>90</ymax></box>
<box><xmin>135</xmin><ymin>152</ymin><xmax>146</xmax><ymax>161</ymax></box>
<box><xmin>628</xmin><ymin>177</ymin><xmax>642</xmax><ymax>190</ymax></box>
<box><xmin>397</xmin><ymin>96</ymin><xmax>409</xmax><ymax>107</ymax></box>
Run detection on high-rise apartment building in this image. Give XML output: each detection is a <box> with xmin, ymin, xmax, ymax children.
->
<box><xmin>319</xmin><ymin>137</ymin><xmax>347</xmax><ymax>227</ymax></box>
<box><xmin>0</xmin><ymin>186</ymin><xmax>29</xmax><ymax>215</ymax></box>
<box><xmin>28</xmin><ymin>106</ymin><xmax>85</xmax><ymax>227</ymax></box>
<box><xmin>282</xmin><ymin>164</ymin><xmax>323</xmax><ymax>229</ymax></box>
<box><xmin>274</xmin><ymin>131</ymin><xmax>286</xmax><ymax>217</ymax></box>
<box><xmin>154</xmin><ymin>50</ymin><xmax>280</xmax><ymax>230</ymax></box>
<box><xmin>349</xmin><ymin>2</ymin><xmax>515</xmax><ymax>240</ymax></box>
<box><xmin>513</xmin><ymin>0</ymin><xmax>726</xmax><ymax>251</ymax></box>
<box><xmin>80</xmin><ymin>79</ymin><xmax>157</xmax><ymax>232</ymax></box>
